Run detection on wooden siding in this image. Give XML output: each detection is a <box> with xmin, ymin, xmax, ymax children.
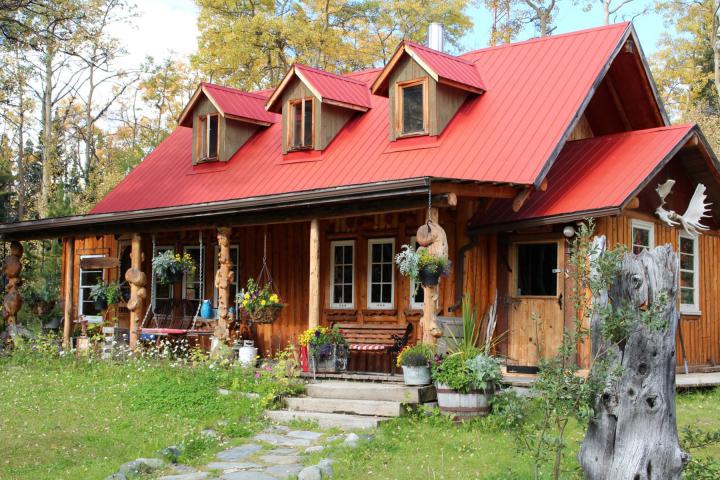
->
<box><xmin>596</xmin><ymin>213</ymin><xmax>720</xmax><ymax>369</ymax></box>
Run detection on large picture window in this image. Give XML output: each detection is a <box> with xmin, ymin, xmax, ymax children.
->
<box><xmin>289</xmin><ymin>97</ymin><xmax>313</xmax><ymax>149</ymax></box>
<box><xmin>78</xmin><ymin>255</ymin><xmax>104</xmax><ymax>323</ymax></box>
<box><xmin>679</xmin><ymin>233</ymin><xmax>700</xmax><ymax>314</ymax></box>
<box><xmin>396</xmin><ymin>78</ymin><xmax>427</xmax><ymax>136</ymax></box>
<box><xmin>367</xmin><ymin>238</ymin><xmax>395</xmax><ymax>309</ymax></box>
<box><xmin>199</xmin><ymin>113</ymin><xmax>219</xmax><ymax>160</ymax></box>
<box><xmin>631</xmin><ymin>219</ymin><xmax>655</xmax><ymax>254</ymax></box>
<box><xmin>330</xmin><ymin>240</ymin><xmax>354</xmax><ymax>309</ymax></box>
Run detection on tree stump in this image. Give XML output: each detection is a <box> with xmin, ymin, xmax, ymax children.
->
<box><xmin>3</xmin><ymin>241</ymin><xmax>23</xmax><ymax>327</ymax></box>
<box><xmin>579</xmin><ymin>240</ymin><xmax>688</xmax><ymax>479</ymax></box>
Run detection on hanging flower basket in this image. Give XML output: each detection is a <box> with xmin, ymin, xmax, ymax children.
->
<box><xmin>238</xmin><ymin>278</ymin><xmax>284</xmax><ymax>325</ymax></box>
<box><xmin>152</xmin><ymin>251</ymin><xmax>195</xmax><ymax>285</ymax></box>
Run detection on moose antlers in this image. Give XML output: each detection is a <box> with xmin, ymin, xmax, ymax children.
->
<box><xmin>655</xmin><ymin>180</ymin><xmax>711</xmax><ymax>237</ymax></box>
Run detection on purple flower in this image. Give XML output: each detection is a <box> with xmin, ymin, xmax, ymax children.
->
<box><xmin>255</xmin><ymin>372</ymin><xmax>261</xmax><ymax>378</ymax></box>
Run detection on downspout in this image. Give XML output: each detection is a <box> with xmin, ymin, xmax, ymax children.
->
<box><xmin>447</xmin><ymin>234</ymin><xmax>478</xmax><ymax>313</ymax></box>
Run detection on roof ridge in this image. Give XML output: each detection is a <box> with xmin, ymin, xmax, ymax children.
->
<box><xmin>295</xmin><ymin>63</ymin><xmax>369</xmax><ymax>86</ymax></box>
<box><xmin>404</xmin><ymin>40</ymin><xmax>477</xmax><ymax>66</ymax></box>
<box><xmin>567</xmin><ymin>124</ymin><xmax>694</xmax><ymax>143</ymax></box>
<box><xmin>459</xmin><ymin>22</ymin><xmax>630</xmax><ymax>60</ymax></box>
<box><xmin>202</xmin><ymin>82</ymin><xmax>268</xmax><ymax>100</ymax></box>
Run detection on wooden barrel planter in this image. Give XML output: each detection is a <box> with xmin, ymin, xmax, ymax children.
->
<box><xmin>435</xmin><ymin>382</ymin><xmax>492</xmax><ymax>420</ymax></box>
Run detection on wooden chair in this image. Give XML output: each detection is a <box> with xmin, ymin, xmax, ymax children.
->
<box><xmin>333</xmin><ymin>322</ymin><xmax>413</xmax><ymax>373</ymax></box>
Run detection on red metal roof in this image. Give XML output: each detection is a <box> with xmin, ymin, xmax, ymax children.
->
<box><xmin>92</xmin><ymin>23</ymin><xmax>635</xmax><ymax>215</ymax></box>
<box><xmin>179</xmin><ymin>83</ymin><xmax>279</xmax><ymax>127</ymax></box>
<box><xmin>404</xmin><ymin>41</ymin><xmax>486</xmax><ymax>92</ymax></box>
<box><xmin>266</xmin><ymin>64</ymin><xmax>372</xmax><ymax>112</ymax></box>
<box><xmin>473</xmin><ymin>125</ymin><xmax>697</xmax><ymax>227</ymax></box>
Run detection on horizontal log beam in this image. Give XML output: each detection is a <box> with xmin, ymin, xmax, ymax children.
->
<box><xmin>431</xmin><ymin>182</ymin><xmax>518</xmax><ymax>199</ymax></box>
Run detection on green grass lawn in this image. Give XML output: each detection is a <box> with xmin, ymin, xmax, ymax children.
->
<box><xmin>0</xmin><ymin>351</ymin><xmax>277</xmax><ymax>480</ymax></box>
<box><xmin>1</xmin><ymin>347</ymin><xmax>719</xmax><ymax>480</ymax></box>
<box><xmin>325</xmin><ymin>388</ymin><xmax>720</xmax><ymax>480</ymax></box>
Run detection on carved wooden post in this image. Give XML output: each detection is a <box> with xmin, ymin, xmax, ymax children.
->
<box><xmin>579</xmin><ymin>241</ymin><xmax>688</xmax><ymax>479</ymax></box>
<box><xmin>214</xmin><ymin>227</ymin><xmax>233</xmax><ymax>342</ymax></box>
<box><xmin>2</xmin><ymin>241</ymin><xmax>23</xmax><ymax>327</ymax></box>
<box><xmin>62</xmin><ymin>238</ymin><xmax>74</xmax><ymax>349</ymax></box>
<box><xmin>125</xmin><ymin>234</ymin><xmax>146</xmax><ymax>348</ymax></box>
<box><xmin>308</xmin><ymin>219</ymin><xmax>320</xmax><ymax>329</ymax></box>
<box><xmin>417</xmin><ymin>209</ymin><xmax>447</xmax><ymax>344</ymax></box>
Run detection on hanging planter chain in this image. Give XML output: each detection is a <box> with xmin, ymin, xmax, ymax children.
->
<box><xmin>247</xmin><ymin>228</ymin><xmax>282</xmax><ymax>324</ymax></box>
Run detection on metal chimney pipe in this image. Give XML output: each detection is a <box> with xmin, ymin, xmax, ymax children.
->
<box><xmin>428</xmin><ymin>23</ymin><xmax>444</xmax><ymax>52</ymax></box>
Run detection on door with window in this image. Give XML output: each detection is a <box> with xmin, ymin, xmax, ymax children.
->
<box><xmin>507</xmin><ymin>240</ymin><xmax>565</xmax><ymax>370</ymax></box>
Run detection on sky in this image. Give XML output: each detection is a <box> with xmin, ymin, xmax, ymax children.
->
<box><xmin>111</xmin><ymin>0</ymin><xmax>667</xmax><ymax>73</ymax></box>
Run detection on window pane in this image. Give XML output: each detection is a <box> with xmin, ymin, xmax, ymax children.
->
<box><xmin>680</xmin><ymin>237</ymin><xmax>694</xmax><ymax>254</ymax></box>
<box><xmin>372</xmin><ymin>244</ymin><xmax>381</xmax><ymax>263</ymax></box>
<box><xmin>680</xmin><ymin>271</ymin><xmax>694</xmax><ymax>288</ymax></box>
<box><xmin>333</xmin><ymin>285</ymin><xmax>343</xmax><ymax>303</ymax></box>
<box><xmin>82</xmin><ymin>299</ymin><xmax>101</xmax><ymax>316</ymax></box>
<box><xmin>344</xmin><ymin>246</ymin><xmax>353</xmax><ymax>263</ymax></box>
<box><xmin>681</xmin><ymin>288</ymin><xmax>694</xmax><ymax>304</ymax></box>
<box><xmin>382</xmin><ymin>264</ymin><xmax>392</xmax><ymax>282</ymax></box>
<box><xmin>208</xmin><ymin>115</ymin><xmax>218</xmax><ymax>158</ymax></box>
<box><xmin>680</xmin><ymin>254</ymin><xmax>694</xmax><ymax>271</ymax></box>
<box><xmin>371</xmin><ymin>286</ymin><xmax>380</xmax><ymax>303</ymax></box>
<box><xmin>343</xmin><ymin>285</ymin><xmax>352</xmax><ymax>302</ymax></box>
<box><xmin>371</xmin><ymin>264</ymin><xmax>381</xmax><ymax>283</ymax></box>
<box><xmin>516</xmin><ymin>243</ymin><xmax>558</xmax><ymax>296</ymax></box>
<box><xmin>292</xmin><ymin>103</ymin><xmax>302</xmax><ymax>147</ymax></box>
<box><xmin>413</xmin><ymin>285</ymin><xmax>424</xmax><ymax>304</ymax></box>
<box><xmin>382</xmin><ymin>243</ymin><xmax>392</xmax><ymax>262</ymax></box>
<box><xmin>303</xmin><ymin>100</ymin><xmax>313</xmax><ymax>146</ymax></box>
<box><xmin>633</xmin><ymin>227</ymin><xmax>650</xmax><ymax>249</ymax></box>
<box><xmin>343</xmin><ymin>265</ymin><xmax>352</xmax><ymax>283</ymax></box>
<box><xmin>334</xmin><ymin>246</ymin><xmax>343</xmax><ymax>263</ymax></box>
<box><xmin>402</xmin><ymin>84</ymin><xmax>424</xmax><ymax>134</ymax></box>
<box><xmin>381</xmin><ymin>284</ymin><xmax>392</xmax><ymax>303</ymax></box>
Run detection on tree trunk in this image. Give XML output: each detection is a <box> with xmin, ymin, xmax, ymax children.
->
<box><xmin>579</xmin><ymin>241</ymin><xmax>688</xmax><ymax>479</ymax></box>
<box><xmin>40</xmin><ymin>48</ymin><xmax>55</xmax><ymax>218</ymax></box>
<box><xmin>16</xmin><ymin>104</ymin><xmax>25</xmax><ymax>220</ymax></box>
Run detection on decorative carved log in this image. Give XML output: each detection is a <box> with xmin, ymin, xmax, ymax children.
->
<box><xmin>3</xmin><ymin>241</ymin><xmax>23</xmax><ymax>326</ymax></box>
<box><xmin>125</xmin><ymin>234</ymin><xmax>145</xmax><ymax>347</ymax></box>
<box><xmin>417</xmin><ymin>213</ymin><xmax>448</xmax><ymax>343</ymax></box>
<box><xmin>214</xmin><ymin>227</ymin><xmax>233</xmax><ymax>342</ymax></box>
<box><xmin>579</xmin><ymin>240</ymin><xmax>688</xmax><ymax>479</ymax></box>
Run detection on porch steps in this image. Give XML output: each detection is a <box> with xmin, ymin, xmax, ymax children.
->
<box><xmin>266</xmin><ymin>379</ymin><xmax>437</xmax><ymax>430</ymax></box>
<box><xmin>265</xmin><ymin>410</ymin><xmax>384</xmax><ymax>430</ymax></box>
<box><xmin>285</xmin><ymin>396</ymin><xmax>403</xmax><ymax>417</ymax></box>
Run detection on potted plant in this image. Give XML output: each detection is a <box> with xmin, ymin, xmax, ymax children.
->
<box><xmin>430</xmin><ymin>295</ymin><xmax>502</xmax><ymax>420</ymax></box>
<box><xmin>89</xmin><ymin>280</ymin><xmax>122</xmax><ymax>312</ymax></box>
<box><xmin>395</xmin><ymin>244</ymin><xmax>451</xmax><ymax>288</ymax></box>
<box><xmin>238</xmin><ymin>278</ymin><xmax>284</xmax><ymax>324</ymax></box>
<box><xmin>151</xmin><ymin>251</ymin><xmax>195</xmax><ymax>285</ymax></box>
<box><xmin>397</xmin><ymin>343</ymin><xmax>434</xmax><ymax>385</ymax></box>
<box><xmin>301</xmin><ymin>326</ymin><xmax>348</xmax><ymax>373</ymax></box>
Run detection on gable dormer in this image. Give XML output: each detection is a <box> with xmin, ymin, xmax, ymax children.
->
<box><xmin>371</xmin><ymin>41</ymin><xmax>485</xmax><ymax>141</ymax></box>
<box><xmin>266</xmin><ymin>64</ymin><xmax>371</xmax><ymax>154</ymax></box>
<box><xmin>178</xmin><ymin>83</ymin><xmax>278</xmax><ymax>165</ymax></box>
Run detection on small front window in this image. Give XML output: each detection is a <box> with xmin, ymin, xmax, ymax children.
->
<box><xmin>367</xmin><ymin>238</ymin><xmax>395</xmax><ymax>309</ymax></box>
<box><xmin>200</xmin><ymin>113</ymin><xmax>219</xmax><ymax>160</ymax></box>
<box><xmin>330</xmin><ymin>240</ymin><xmax>354</xmax><ymax>309</ymax></box>
<box><xmin>289</xmin><ymin>98</ymin><xmax>313</xmax><ymax>149</ymax></box>
<box><xmin>397</xmin><ymin>78</ymin><xmax>427</xmax><ymax>136</ymax></box>
<box><xmin>631</xmin><ymin>219</ymin><xmax>655</xmax><ymax>255</ymax></box>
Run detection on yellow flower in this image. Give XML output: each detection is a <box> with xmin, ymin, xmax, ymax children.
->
<box><xmin>270</xmin><ymin>294</ymin><xmax>279</xmax><ymax>303</ymax></box>
<box><xmin>242</xmin><ymin>300</ymin><xmax>248</xmax><ymax>306</ymax></box>
<box><xmin>244</xmin><ymin>293</ymin><xmax>250</xmax><ymax>300</ymax></box>
<box><xmin>260</xmin><ymin>299</ymin><xmax>266</xmax><ymax>306</ymax></box>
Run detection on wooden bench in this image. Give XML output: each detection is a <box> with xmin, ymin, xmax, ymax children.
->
<box><xmin>333</xmin><ymin>322</ymin><xmax>413</xmax><ymax>373</ymax></box>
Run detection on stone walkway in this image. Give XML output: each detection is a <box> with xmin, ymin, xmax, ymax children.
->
<box><xmin>150</xmin><ymin>425</ymin><xmax>361</xmax><ymax>480</ymax></box>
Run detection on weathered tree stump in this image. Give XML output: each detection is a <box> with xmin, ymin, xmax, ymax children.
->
<box><xmin>3</xmin><ymin>241</ymin><xmax>23</xmax><ymax>327</ymax></box>
<box><xmin>579</xmin><ymin>240</ymin><xmax>688</xmax><ymax>479</ymax></box>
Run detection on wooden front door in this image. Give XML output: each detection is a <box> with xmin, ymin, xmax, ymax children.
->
<box><xmin>507</xmin><ymin>239</ymin><xmax>565</xmax><ymax>370</ymax></box>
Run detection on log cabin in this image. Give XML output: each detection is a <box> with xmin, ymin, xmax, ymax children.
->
<box><xmin>2</xmin><ymin>22</ymin><xmax>720</xmax><ymax>373</ymax></box>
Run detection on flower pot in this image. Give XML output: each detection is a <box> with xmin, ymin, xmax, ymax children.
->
<box><xmin>310</xmin><ymin>344</ymin><xmax>348</xmax><ymax>373</ymax></box>
<box><xmin>249</xmin><ymin>305</ymin><xmax>282</xmax><ymax>324</ymax></box>
<box><xmin>300</xmin><ymin>345</ymin><xmax>310</xmax><ymax>373</ymax></box>
<box><xmin>419</xmin><ymin>267</ymin><xmax>441</xmax><ymax>287</ymax></box>
<box><xmin>402</xmin><ymin>365</ymin><xmax>431</xmax><ymax>385</ymax></box>
<box><xmin>93</xmin><ymin>297</ymin><xmax>108</xmax><ymax>312</ymax></box>
<box><xmin>435</xmin><ymin>382</ymin><xmax>492</xmax><ymax>420</ymax></box>
<box><xmin>167</xmin><ymin>271</ymin><xmax>183</xmax><ymax>284</ymax></box>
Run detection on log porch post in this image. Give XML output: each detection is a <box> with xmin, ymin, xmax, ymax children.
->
<box><xmin>421</xmin><ymin>208</ymin><xmax>441</xmax><ymax>345</ymax></box>
<box><xmin>308</xmin><ymin>218</ymin><xmax>320</xmax><ymax>329</ymax></box>
<box><xmin>2</xmin><ymin>240</ymin><xmax>23</xmax><ymax>328</ymax></box>
<box><xmin>62</xmin><ymin>238</ymin><xmax>74</xmax><ymax>349</ymax></box>
<box><xmin>214</xmin><ymin>227</ymin><xmax>233</xmax><ymax>342</ymax></box>
<box><xmin>126</xmin><ymin>233</ymin><xmax>145</xmax><ymax>348</ymax></box>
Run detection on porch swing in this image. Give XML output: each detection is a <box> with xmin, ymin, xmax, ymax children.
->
<box><xmin>139</xmin><ymin>233</ymin><xmax>213</xmax><ymax>340</ymax></box>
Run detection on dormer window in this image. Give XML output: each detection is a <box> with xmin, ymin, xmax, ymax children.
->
<box><xmin>397</xmin><ymin>78</ymin><xmax>428</xmax><ymax>136</ymax></box>
<box><xmin>200</xmin><ymin>113</ymin><xmax>219</xmax><ymax>160</ymax></box>
<box><xmin>289</xmin><ymin>97</ymin><xmax>314</xmax><ymax>150</ymax></box>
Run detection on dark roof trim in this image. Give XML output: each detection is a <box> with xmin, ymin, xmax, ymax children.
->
<box><xmin>0</xmin><ymin>178</ymin><xmax>431</xmax><ymax>240</ymax></box>
<box><xmin>469</xmin><ymin>207</ymin><xmax>622</xmax><ymax>234</ymax></box>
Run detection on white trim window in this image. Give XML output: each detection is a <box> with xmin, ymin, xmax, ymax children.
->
<box><xmin>631</xmin><ymin>219</ymin><xmax>655</xmax><ymax>254</ymax></box>
<box><xmin>409</xmin><ymin>236</ymin><xmax>424</xmax><ymax>309</ymax></box>
<box><xmin>78</xmin><ymin>255</ymin><xmax>104</xmax><ymax>323</ymax></box>
<box><xmin>367</xmin><ymin>238</ymin><xmax>395</xmax><ymax>309</ymax></box>
<box><xmin>213</xmin><ymin>244</ymin><xmax>239</xmax><ymax>308</ymax></box>
<box><xmin>330</xmin><ymin>240</ymin><xmax>355</xmax><ymax>309</ymax></box>
<box><xmin>183</xmin><ymin>246</ymin><xmax>203</xmax><ymax>301</ymax></box>
<box><xmin>153</xmin><ymin>246</ymin><xmax>174</xmax><ymax>308</ymax></box>
<box><xmin>679</xmin><ymin>233</ymin><xmax>701</xmax><ymax>315</ymax></box>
